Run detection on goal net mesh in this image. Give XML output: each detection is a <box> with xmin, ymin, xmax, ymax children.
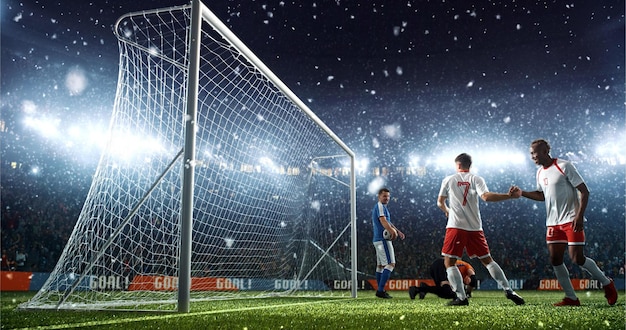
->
<box><xmin>20</xmin><ymin>3</ymin><xmax>354</xmax><ymax>311</ymax></box>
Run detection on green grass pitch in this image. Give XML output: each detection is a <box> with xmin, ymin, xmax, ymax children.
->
<box><xmin>2</xmin><ymin>290</ymin><xmax>623</xmax><ymax>329</ymax></box>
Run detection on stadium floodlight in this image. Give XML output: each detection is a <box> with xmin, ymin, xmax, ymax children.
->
<box><xmin>20</xmin><ymin>0</ymin><xmax>356</xmax><ymax>313</ymax></box>
<box><xmin>356</xmin><ymin>158</ymin><xmax>369</xmax><ymax>175</ymax></box>
<box><xmin>23</xmin><ymin>115</ymin><xmax>61</xmax><ymax>139</ymax></box>
<box><xmin>596</xmin><ymin>132</ymin><xmax>626</xmax><ymax>165</ymax></box>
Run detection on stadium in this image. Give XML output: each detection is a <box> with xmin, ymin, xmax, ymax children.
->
<box><xmin>1</xmin><ymin>0</ymin><xmax>624</xmax><ymax>328</ymax></box>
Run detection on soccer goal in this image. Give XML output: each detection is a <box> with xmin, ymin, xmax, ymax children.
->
<box><xmin>20</xmin><ymin>0</ymin><xmax>356</xmax><ymax>312</ymax></box>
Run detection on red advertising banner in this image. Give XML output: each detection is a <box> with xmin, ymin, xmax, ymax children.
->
<box><xmin>0</xmin><ymin>271</ymin><xmax>32</xmax><ymax>291</ymax></box>
<box><xmin>367</xmin><ymin>279</ymin><xmax>435</xmax><ymax>291</ymax></box>
<box><xmin>128</xmin><ymin>275</ymin><xmax>239</xmax><ymax>291</ymax></box>
<box><xmin>538</xmin><ymin>279</ymin><xmax>605</xmax><ymax>291</ymax></box>
<box><xmin>0</xmin><ymin>271</ymin><xmax>617</xmax><ymax>293</ymax></box>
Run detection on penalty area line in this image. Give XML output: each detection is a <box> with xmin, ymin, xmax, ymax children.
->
<box><xmin>16</xmin><ymin>298</ymin><xmax>350</xmax><ymax>330</ymax></box>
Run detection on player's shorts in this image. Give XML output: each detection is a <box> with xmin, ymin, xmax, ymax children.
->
<box><xmin>546</xmin><ymin>223</ymin><xmax>585</xmax><ymax>245</ymax></box>
<box><xmin>373</xmin><ymin>240</ymin><xmax>395</xmax><ymax>266</ymax></box>
<box><xmin>441</xmin><ymin>228</ymin><xmax>490</xmax><ymax>259</ymax></box>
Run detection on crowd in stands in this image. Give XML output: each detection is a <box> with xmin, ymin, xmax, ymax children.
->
<box><xmin>1</xmin><ymin>163</ymin><xmax>90</xmax><ymax>273</ymax></box>
<box><xmin>1</xmin><ymin>160</ymin><xmax>624</xmax><ymax>285</ymax></box>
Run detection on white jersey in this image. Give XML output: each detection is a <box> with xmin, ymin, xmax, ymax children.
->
<box><xmin>535</xmin><ymin>158</ymin><xmax>585</xmax><ymax>226</ymax></box>
<box><xmin>438</xmin><ymin>171</ymin><xmax>489</xmax><ymax>231</ymax></box>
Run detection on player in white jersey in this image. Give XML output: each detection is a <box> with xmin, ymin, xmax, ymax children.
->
<box><xmin>437</xmin><ymin>153</ymin><xmax>525</xmax><ymax>306</ymax></box>
<box><xmin>510</xmin><ymin>139</ymin><xmax>617</xmax><ymax>306</ymax></box>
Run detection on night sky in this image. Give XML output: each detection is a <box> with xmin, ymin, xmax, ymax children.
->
<box><xmin>1</xmin><ymin>1</ymin><xmax>624</xmax><ymax>200</ymax></box>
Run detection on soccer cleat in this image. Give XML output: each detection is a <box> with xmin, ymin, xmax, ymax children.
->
<box><xmin>447</xmin><ymin>298</ymin><xmax>469</xmax><ymax>306</ymax></box>
<box><xmin>505</xmin><ymin>290</ymin><xmax>525</xmax><ymax>305</ymax></box>
<box><xmin>419</xmin><ymin>283</ymin><xmax>428</xmax><ymax>300</ymax></box>
<box><xmin>603</xmin><ymin>279</ymin><xmax>618</xmax><ymax>306</ymax></box>
<box><xmin>409</xmin><ymin>286</ymin><xmax>418</xmax><ymax>300</ymax></box>
<box><xmin>376</xmin><ymin>290</ymin><xmax>392</xmax><ymax>299</ymax></box>
<box><xmin>553</xmin><ymin>297</ymin><xmax>581</xmax><ymax>307</ymax></box>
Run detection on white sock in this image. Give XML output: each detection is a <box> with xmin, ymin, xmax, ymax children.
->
<box><xmin>446</xmin><ymin>266</ymin><xmax>466</xmax><ymax>300</ymax></box>
<box><xmin>580</xmin><ymin>257</ymin><xmax>611</xmax><ymax>285</ymax></box>
<box><xmin>486</xmin><ymin>261</ymin><xmax>511</xmax><ymax>291</ymax></box>
<box><xmin>553</xmin><ymin>263</ymin><xmax>577</xmax><ymax>300</ymax></box>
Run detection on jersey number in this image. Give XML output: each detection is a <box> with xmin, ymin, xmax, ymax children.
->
<box><xmin>457</xmin><ymin>181</ymin><xmax>470</xmax><ymax>206</ymax></box>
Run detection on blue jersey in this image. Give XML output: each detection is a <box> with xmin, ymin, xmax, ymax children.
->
<box><xmin>372</xmin><ymin>201</ymin><xmax>390</xmax><ymax>242</ymax></box>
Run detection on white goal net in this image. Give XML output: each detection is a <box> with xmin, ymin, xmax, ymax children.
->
<box><xmin>20</xmin><ymin>0</ymin><xmax>356</xmax><ymax>312</ymax></box>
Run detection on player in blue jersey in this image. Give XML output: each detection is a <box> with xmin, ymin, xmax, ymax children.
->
<box><xmin>372</xmin><ymin>187</ymin><xmax>405</xmax><ymax>298</ymax></box>
<box><xmin>438</xmin><ymin>153</ymin><xmax>525</xmax><ymax>306</ymax></box>
<box><xmin>510</xmin><ymin>139</ymin><xmax>617</xmax><ymax>306</ymax></box>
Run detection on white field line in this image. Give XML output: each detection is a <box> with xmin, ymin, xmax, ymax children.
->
<box><xmin>16</xmin><ymin>298</ymin><xmax>351</xmax><ymax>330</ymax></box>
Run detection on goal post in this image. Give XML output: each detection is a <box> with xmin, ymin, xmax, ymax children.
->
<box><xmin>178</xmin><ymin>0</ymin><xmax>202</xmax><ymax>313</ymax></box>
<box><xmin>20</xmin><ymin>0</ymin><xmax>357</xmax><ymax>312</ymax></box>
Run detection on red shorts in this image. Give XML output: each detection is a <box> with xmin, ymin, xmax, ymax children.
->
<box><xmin>546</xmin><ymin>223</ymin><xmax>585</xmax><ymax>245</ymax></box>
<box><xmin>441</xmin><ymin>228</ymin><xmax>490</xmax><ymax>259</ymax></box>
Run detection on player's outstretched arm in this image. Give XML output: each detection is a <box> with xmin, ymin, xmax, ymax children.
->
<box><xmin>481</xmin><ymin>192</ymin><xmax>517</xmax><ymax>202</ymax></box>
<box><xmin>508</xmin><ymin>186</ymin><xmax>522</xmax><ymax>198</ymax></box>
<box><xmin>517</xmin><ymin>188</ymin><xmax>545</xmax><ymax>201</ymax></box>
<box><xmin>509</xmin><ymin>185</ymin><xmax>545</xmax><ymax>201</ymax></box>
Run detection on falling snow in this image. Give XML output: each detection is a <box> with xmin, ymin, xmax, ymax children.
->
<box><xmin>0</xmin><ymin>0</ymin><xmax>624</xmax><ymax>292</ymax></box>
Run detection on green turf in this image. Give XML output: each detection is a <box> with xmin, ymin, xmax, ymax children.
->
<box><xmin>2</xmin><ymin>290</ymin><xmax>623</xmax><ymax>329</ymax></box>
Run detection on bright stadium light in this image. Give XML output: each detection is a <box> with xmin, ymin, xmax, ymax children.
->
<box><xmin>23</xmin><ymin>115</ymin><xmax>61</xmax><ymax>139</ymax></box>
<box><xmin>356</xmin><ymin>157</ymin><xmax>369</xmax><ymax>175</ymax></box>
<box><xmin>67</xmin><ymin>125</ymin><xmax>82</xmax><ymax>139</ymax></box>
<box><xmin>595</xmin><ymin>131</ymin><xmax>626</xmax><ymax>165</ymax></box>
<box><xmin>87</xmin><ymin>125</ymin><xmax>108</xmax><ymax>150</ymax></box>
<box><xmin>107</xmin><ymin>130</ymin><xmax>166</xmax><ymax>162</ymax></box>
<box><xmin>22</xmin><ymin>111</ymin><xmax>114</xmax><ymax>164</ymax></box>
